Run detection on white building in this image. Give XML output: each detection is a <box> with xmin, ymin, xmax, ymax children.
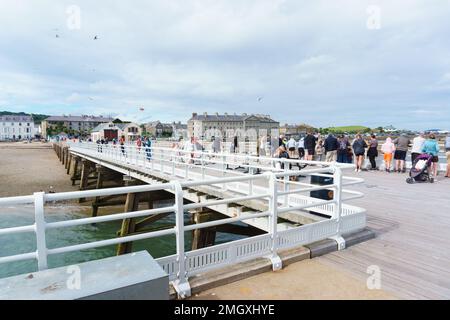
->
<box><xmin>187</xmin><ymin>112</ymin><xmax>279</xmax><ymax>140</ymax></box>
<box><xmin>91</xmin><ymin>122</ymin><xmax>142</xmax><ymax>143</ymax></box>
<box><xmin>0</xmin><ymin>115</ymin><xmax>36</xmax><ymax>141</ymax></box>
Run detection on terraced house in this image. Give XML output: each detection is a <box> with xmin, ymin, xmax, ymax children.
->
<box><xmin>0</xmin><ymin>115</ymin><xmax>35</xmax><ymax>141</ymax></box>
<box><xmin>188</xmin><ymin>112</ymin><xmax>279</xmax><ymax>139</ymax></box>
<box><xmin>41</xmin><ymin>115</ymin><xmax>113</xmax><ymax>138</ymax></box>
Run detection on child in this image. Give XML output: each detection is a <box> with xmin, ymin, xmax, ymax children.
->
<box><xmin>381</xmin><ymin>137</ymin><xmax>396</xmax><ymax>172</ymax></box>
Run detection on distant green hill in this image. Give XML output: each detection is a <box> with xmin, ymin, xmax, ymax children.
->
<box><xmin>326</xmin><ymin>126</ymin><xmax>371</xmax><ymax>134</ymax></box>
<box><xmin>0</xmin><ymin>111</ymin><xmax>49</xmax><ymax>124</ymax></box>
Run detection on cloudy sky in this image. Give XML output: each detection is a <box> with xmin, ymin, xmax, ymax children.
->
<box><xmin>0</xmin><ymin>0</ymin><xmax>449</xmax><ymax>130</ymax></box>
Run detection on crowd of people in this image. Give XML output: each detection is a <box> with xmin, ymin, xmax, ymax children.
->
<box><xmin>93</xmin><ymin>131</ymin><xmax>450</xmax><ymax>179</ymax></box>
<box><xmin>271</xmin><ymin>131</ymin><xmax>450</xmax><ymax>178</ymax></box>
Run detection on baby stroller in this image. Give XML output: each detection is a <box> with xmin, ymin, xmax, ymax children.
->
<box><xmin>406</xmin><ymin>153</ymin><xmax>434</xmax><ymax>184</ymax></box>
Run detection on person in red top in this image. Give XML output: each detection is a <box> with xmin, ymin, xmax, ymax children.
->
<box><xmin>136</xmin><ymin>136</ymin><xmax>142</xmax><ymax>152</ymax></box>
<box><xmin>119</xmin><ymin>135</ymin><xmax>126</xmax><ymax>156</ymax></box>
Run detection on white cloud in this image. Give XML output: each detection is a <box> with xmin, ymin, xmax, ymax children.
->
<box><xmin>0</xmin><ymin>0</ymin><xmax>449</xmax><ymax>130</ymax></box>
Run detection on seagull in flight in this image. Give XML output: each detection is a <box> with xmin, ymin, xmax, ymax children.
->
<box><xmin>94</xmin><ymin>35</ymin><xmax>98</xmax><ymax>40</ymax></box>
<box><xmin>257</xmin><ymin>97</ymin><xmax>263</xmax><ymax>102</ymax></box>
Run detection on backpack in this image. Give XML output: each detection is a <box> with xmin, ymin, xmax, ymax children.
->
<box><xmin>339</xmin><ymin>140</ymin><xmax>347</xmax><ymax>150</ymax></box>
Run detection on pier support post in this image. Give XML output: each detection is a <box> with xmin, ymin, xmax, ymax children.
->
<box><xmin>79</xmin><ymin>159</ymin><xmax>93</xmax><ymax>202</ymax></box>
<box><xmin>66</xmin><ymin>154</ymin><xmax>72</xmax><ymax>175</ymax></box>
<box><xmin>70</xmin><ymin>156</ymin><xmax>80</xmax><ymax>185</ymax></box>
<box><xmin>117</xmin><ymin>180</ymin><xmax>140</xmax><ymax>255</ymax></box>
<box><xmin>191</xmin><ymin>210</ymin><xmax>216</xmax><ymax>250</ymax></box>
<box><xmin>91</xmin><ymin>165</ymin><xmax>106</xmax><ymax>217</ymax></box>
<box><xmin>64</xmin><ymin>147</ymin><xmax>70</xmax><ymax>169</ymax></box>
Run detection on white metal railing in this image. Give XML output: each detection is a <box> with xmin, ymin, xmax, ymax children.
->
<box><xmin>0</xmin><ymin>143</ymin><xmax>366</xmax><ymax>299</ymax></box>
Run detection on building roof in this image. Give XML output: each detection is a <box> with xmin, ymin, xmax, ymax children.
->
<box><xmin>91</xmin><ymin>122</ymin><xmax>139</xmax><ymax>132</ymax></box>
<box><xmin>44</xmin><ymin>115</ymin><xmax>112</xmax><ymax>122</ymax></box>
<box><xmin>0</xmin><ymin>115</ymin><xmax>33</xmax><ymax>122</ymax></box>
<box><xmin>189</xmin><ymin>113</ymin><xmax>278</xmax><ymax>123</ymax></box>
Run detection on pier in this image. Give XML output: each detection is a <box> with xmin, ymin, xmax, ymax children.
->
<box><xmin>0</xmin><ymin>141</ymin><xmax>369</xmax><ymax>299</ymax></box>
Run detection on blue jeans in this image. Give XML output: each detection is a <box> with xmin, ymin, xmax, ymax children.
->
<box><xmin>337</xmin><ymin>152</ymin><xmax>348</xmax><ymax>163</ymax></box>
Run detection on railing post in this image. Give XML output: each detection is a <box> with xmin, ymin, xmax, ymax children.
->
<box><xmin>201</xmin><ymin>154</ymin><xmax>205</xmax><ymax>180</ymax></box>
<box><xmin>267</xmin><ymin>173</ymin><xmax>282</xmax><ymax>271</ymax></box>
<box><xmin>34</xmin><ymin>192</ymin><xmax>48</xmax><ymax>270</ymax></box>
<box><xmin>172</xmin><ymin>181</ymin><xmax>191</xmax><ymax>298</ymax></box>
<box><xmin>283</xmin><ymin>160</ymin><xmax>289</xmax><ymax>206</ymax></box>
<box><xmin>331</xmin><ymin>166</ymin><xmax>346</xmax><ymax>250</ymax></box>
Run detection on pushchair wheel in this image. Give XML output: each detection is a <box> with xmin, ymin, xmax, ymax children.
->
<box><xmin>406</xmin><ymin>177</ymin><xmax>414</xmax><ymax>184</ymax></box>
<box><xmin>429</xmin><ymin>177</ymin><xmax>435</xmax><ymax>183</ymax></box>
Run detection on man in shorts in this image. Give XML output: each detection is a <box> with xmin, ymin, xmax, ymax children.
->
<box><xmin>304</xmin><ymin>131</ymin><xmax>317</xmax><ymax>161</ymax></box>
<box><xmin>393</xmin><ymin>134</ymin><xmax>410</xmax><ymax>173</ymax></box>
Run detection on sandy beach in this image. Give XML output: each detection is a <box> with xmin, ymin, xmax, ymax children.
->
<box><xmin>0</xmin><ymin>142</ymin><xmax>78</xmax><ymax>197</ymax></box>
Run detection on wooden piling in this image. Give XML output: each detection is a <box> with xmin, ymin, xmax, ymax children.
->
<box><xmin>79</xmin><ymin>159</ymin><xmax>92</xmax><ymax>202</ymax></box>
<box><xmin>191</xmin><ymin>211</ymin><xmax>216</xmax><ymax>250</ymax></box>
<box><xmin>70</xmin><ymin>156</ymin><xmax>80</xmax><ymax>185</ymax></box>
<box><xmin>116</xmin><ymin>189</ymin><xmax>140</xmax><ymax>255</ymax></box>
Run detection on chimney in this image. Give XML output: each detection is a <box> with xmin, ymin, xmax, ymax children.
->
<box><xmin>203</xmin><ymin>112</ymin><xmax>207</xmax><ymax>117</ymax></box>
<box><xmin>192</xmin><ymin>113</ymin><xmax>197</xmax><ymax>117</ymax></box>
<box><xmin>224</xmin><ymin>112</ymin><xmax>228</xmax><ymax>117</ymax></box>
<box><xmin>215</xmin><ymin>112</ymin><xmax>219</xmax><ymax>117</ymax></box>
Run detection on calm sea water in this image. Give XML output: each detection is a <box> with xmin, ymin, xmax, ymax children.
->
<box><xmin>0</xmin><ymin>203</ymin><xmax>243</xmax><ymax>279</ymax></box>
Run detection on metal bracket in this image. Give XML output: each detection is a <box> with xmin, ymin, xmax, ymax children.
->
<box><xmin>172</xmin><ymin>279</ymin><xmax>192</xmax><ymax>299</ymax></box>
<box><xmin>329</xmin><ymin>235</ymin><xmax>346</xmax><ymax>251</ymax></box>
<box><xmin>268</xmin><ymin>254</ymin><xmax>283</xmax><ymax>271</ymax></box>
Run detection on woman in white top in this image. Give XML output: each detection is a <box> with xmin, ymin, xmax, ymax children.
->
<box><xmin>287</xmin><ymin>137</ymin><xmax>297</xmax><ymax>158</ymax></box>
<box><xmin>411</xmin><ymin>133</ymin><xmax>426</xmax><ymax>164</ymax></box>
<box><xmin>296</xmin><ymin>137</ymin><xmax>305</xmax><ymax>160</ymax></box>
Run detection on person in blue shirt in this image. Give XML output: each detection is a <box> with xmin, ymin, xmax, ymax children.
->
<box><xmin>144</xmin><ymin>137</ymin><xmax>152</xmax><ymax>160</ymax></box>
<box><xmin>422</xmin><ymin>134</ymin><xmax>440</xmax><ymax>176</ymax></box>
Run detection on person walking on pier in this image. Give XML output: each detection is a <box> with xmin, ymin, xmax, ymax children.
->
<box><xmin>212</xmin><ymin>136</ymin><xmax>221</xmax><ymax>154</ymax></box>
<box><xmin>367</xmin><ymin>134</ymin><xmax>379</xmax><ymax>170</ymax></box>
<box><xmin>287</xmin><ymin>136</ymin><xmax>297</xmax><ymax>158</ymax></box>
<box><xmin>304</xmin><ymin>131</ymin><xmax>317</xmax><ymax>161</ymax></box>
<box><xmin>381</xmin><ymin>137</ymin><xmax>395</xmax><ymax>172</ymax></box>
<box><xmin>315</xmin><ymin>137</ymin><xmax>324</xmax><ymax>161</ymax></box>
<box><xmin>352</xmin><ymin>134</ymin><xmax>367</xmax><ymax>172</ymax></box>
<box><xmin>411</xmin><ymin>132</ymin><xmax>426</xmax><ymax>164</ymax></box>
<box><xmin>119</xmin><ymin>135</ymin><xmax>126</xmax><ymax>157</ymax></box>
<box><xmin>259</xmin><ymin>135</ymin><xmax>267</xmax><ymax>157</ymax></box>
<box><xmin>136</xmin><ymin>136</ymin><xmax>142</xmax><ymax>153</ymax></box>
<box><xmin>324</xmin><ymin>133</ymin><xmax>339</xmax><ymax>162</ymax></box>
<box><xmin>337</xmin><ymin>135</ymin><xmax>350</xmax><ymax>163</ymax></box>
<box><xmin>393</xmin><ymin>133</ymin><xmax>410</xmax><ymax>173</ymax></box>
<box><xmin>422</xmin><ymin>134</ymin><xmax>440</xmax><ymax>176</ymax></box>
<box><xmin>445</xmin><ymin>134</ymin><xmax>450</xmax><ymax>178</ymax></box>
<box><xmin>297</xmin><ymin>136</ymin><xmax>305</xmax><ymax>160</ymax></box>
<box><xmin>144</xmin><ymin>137</ymin><xmax>152</xmax><ymax>160</ymax></box>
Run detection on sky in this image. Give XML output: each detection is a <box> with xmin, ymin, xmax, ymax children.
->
<box><xmin>0</xmin><ymin>0</ymin><xmax>449</xmax><ymax>130</ymax></box>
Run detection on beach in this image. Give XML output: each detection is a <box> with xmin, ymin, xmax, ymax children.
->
<box><xmin>0</xmin><ymin>142</ymin><xmax>78</xmax><ymax>197</ymax></box>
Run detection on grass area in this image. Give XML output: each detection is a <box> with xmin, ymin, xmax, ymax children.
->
<box><xmin>326</xmin><ymin>125</ymin><xmax>371</xmax><ymax>133</ymax></box>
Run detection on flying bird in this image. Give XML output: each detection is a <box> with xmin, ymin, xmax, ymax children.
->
<box><xmin>94</xmin><ymin>35</ymin><xmax>98</xmax><ymax>40</ymax></box>
<box><xmin>139</xmin><ymin>107</ymin><xmax>145</xmax><ymax>111</ymax></box>
<box><xmin>257</xmin><ymin>97</ymin><xmax>263</xmax><ymax>102</ymax></box>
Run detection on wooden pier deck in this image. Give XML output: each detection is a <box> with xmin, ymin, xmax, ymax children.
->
<box><xmin>192</xmin><ymin>170</ymin><xmax>450</xmax><ymax>300</ymax></box>
<box><xmin>318</xmin><ymin>171</ymin><xmax>450</xmax><ymax>299</ymax></box>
